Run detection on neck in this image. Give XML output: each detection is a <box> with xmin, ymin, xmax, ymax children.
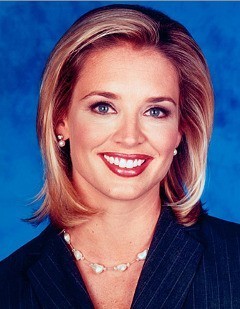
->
<box><xmin>69</xmin><ymin>193</ymin><xmax>161</xmax><ymax>264</ymax></box>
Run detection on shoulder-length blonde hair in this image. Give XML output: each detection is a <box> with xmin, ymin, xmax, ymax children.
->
<box><xmin>35</xmin><ymin>4</ymin><xmax>213</xmax><ymax>227</ymax></box>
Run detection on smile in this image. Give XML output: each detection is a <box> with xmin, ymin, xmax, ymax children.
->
<box><xmin>103</xmin><ymin>155</ymin><xmax>145</xmax><ymax>169</ymax></box>
<box><xmin>99</xmin><ymin>152</ymin><xmax>153</xmax><ymax>177</ymax></box>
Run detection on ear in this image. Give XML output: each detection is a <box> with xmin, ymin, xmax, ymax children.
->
<box><xmin>56</xmin><ymin>118</ymin><xmax>70</xmax><ymax>140</ymax></box>
<box><xmin>176</xmin><ymin>131</ymin><xmax>182</xmax><ymax>149</ymax></box>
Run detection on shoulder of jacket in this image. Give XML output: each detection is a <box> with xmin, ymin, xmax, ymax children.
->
<box><xmin>195</xmin><ymin>213</ymin><xmax>240</xmax><ymax>252</ymax></box>
<box><xmin>202</xmin><ymin>213</ymin><xmax>240</xmax><ymax>235</ymax></box>
<box><xmin>0</xmin><ymin>224</ymin><xmax>58</xmax><ymax>283</ymax></box>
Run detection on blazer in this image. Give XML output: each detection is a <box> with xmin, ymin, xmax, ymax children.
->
<box><xmin>1</xmin><ymin>206</ymin><xmax>240</xmax><ymax>309</ymax></box>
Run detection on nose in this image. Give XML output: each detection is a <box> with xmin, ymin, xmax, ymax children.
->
<box><xmin>113</xmin><ymin>114</ymin><xmax>146</xmax><ymax>148</ymax></box>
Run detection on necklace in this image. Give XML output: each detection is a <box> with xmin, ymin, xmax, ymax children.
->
<box><xmin>62</xmin><ymin>229</ymin><xmax>149</xmax><ymax>274</ymax></box>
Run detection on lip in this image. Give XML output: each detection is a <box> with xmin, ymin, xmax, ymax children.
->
<box><xmin>98</xmin><ymin>152</ymin><xmax>153</xmax><ymax>177</ymax></box>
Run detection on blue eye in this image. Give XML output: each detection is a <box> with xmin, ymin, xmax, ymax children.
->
<box><xmin>96</xmin><ymin>104</ymin><xmax>109</xmax><ymax>113</ymax></box>
<box><xmin>145</xmin><ymin>107</ymin><xmax>168</xmax><ymax>118</ymax></box>
<box><xmin>90</xmin><ymin>102</ymin><xmax>115</xmax><ymax>114</ymax></box>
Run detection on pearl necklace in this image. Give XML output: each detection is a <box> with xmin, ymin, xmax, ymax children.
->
<box><xmin>63</xmin><ymin>230</ymin><xmax>149</xmax><ymax>274</ymax></box>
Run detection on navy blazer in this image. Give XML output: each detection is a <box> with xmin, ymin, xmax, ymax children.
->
<box><xmin>1</xmin><ymin>206</ymin><xmax>240</xmax><ymax>308</ymax></box>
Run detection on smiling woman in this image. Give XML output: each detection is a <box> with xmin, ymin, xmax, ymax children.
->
<box><xmin>1</xmin><ymin>4</ymin><xmax>240</xmax><ymax>308</ymax></box>
<box><xmin>57</xmin><ymin>45</ymin><xmax>181</xmax><ymax>203</ymax></box>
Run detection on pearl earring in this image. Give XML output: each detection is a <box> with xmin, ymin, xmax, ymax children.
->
<box><xmin>173</xmin><ymin>149</ymin><xmax>177</xmax><ymax>156</ymax></box>
<box><xmin>57</xmin><ymin>135</ymin><xmax>65</xmax><ymax>147</ymax></box>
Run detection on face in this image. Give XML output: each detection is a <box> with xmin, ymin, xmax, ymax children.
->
<box><xmin>58</xmin><ymin>44</ymin><xmax>181</xmax><ymax>204</ymax></box>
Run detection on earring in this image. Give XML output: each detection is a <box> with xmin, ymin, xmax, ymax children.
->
<box><xmin>173</xmin><ymin>149</ymin><xmax>177</xmax><ymax>156</ymax></box>
<box><xmin>57</xmin><ymin>135</ymin><xmax>65</xmax><ymax>147</ymax></box>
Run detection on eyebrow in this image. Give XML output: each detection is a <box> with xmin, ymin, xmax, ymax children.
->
<box><xmin>146</xmin><ymin>96</ymin><xmax>177</xmax><ymax>106</ymax></box>
<box><xmin>80</xmin><ymin>91</ymin><xmax>120</xmax><ymax>101</ymax></box>
<box><xmin>80</xmin><ymin>91</ymin><xmax>177</xmax><ymax>106</ymax></box>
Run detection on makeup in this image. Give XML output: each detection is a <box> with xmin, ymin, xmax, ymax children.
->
<box><xmin>99</xmin><ymin>152</ymin><xmax>153</xmax><ymax>177</ymax></box>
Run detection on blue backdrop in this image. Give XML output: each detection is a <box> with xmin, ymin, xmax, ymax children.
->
<box><xmin>1</xmin><ymin>1</ymin><xmax>240</xmax><ymax>260</ymax></box>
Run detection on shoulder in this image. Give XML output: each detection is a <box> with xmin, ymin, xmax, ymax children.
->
<box><xmin>183</xmin><ymin>214</ymin><xmax>240</xmax><ymax>307</ymax></box>
<box><xmin>195</xmin><ymin>213</ymin><xmax>240</xmax><ymax>259</ymax></box>
<box><xmin>200</xmin><ymin>213</ymin><xmax>240</xmax><ymax>239</ymax></box>
<box><xmin>0</xmin><ymin>224</ymin><xmax>58</xmax><ymax>284</ymax></box>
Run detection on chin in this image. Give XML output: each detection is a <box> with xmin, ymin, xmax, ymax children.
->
<box><xmin>104</xmin><ymin>187</ymin><xmax>138</xmax><ymax>201</ymax></box>
<box><xmin>103</xmin><ymin>185</ymin><xmax>150</xmax><ymax>202</ymax></box>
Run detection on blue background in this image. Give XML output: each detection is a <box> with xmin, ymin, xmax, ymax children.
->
<box><xmin>0</xmin><ymin>1</ymin><xmax>240</xmax><ymax>260</ymax></box>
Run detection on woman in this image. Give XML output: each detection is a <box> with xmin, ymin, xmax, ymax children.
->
<box><xmin>1</xmin><ymin>4</ymin><xmax>240</xmax><ymax>308</ymax></box>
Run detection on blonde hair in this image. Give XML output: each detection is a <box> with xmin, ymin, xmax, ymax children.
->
<box><xmin>35</xmin><ymin>4</ymin><xmax>214</xmax><ymax>227</ymax></box>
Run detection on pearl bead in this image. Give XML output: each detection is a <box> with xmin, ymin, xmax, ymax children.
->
<box><xmin>73</xmin><ymin>250</ymin><xmax>83</xmax><ymax>261</ymax></box>
<box><xmin>114</xmin><ymin>263</ymin><xmax>129</xmax><ymax>271</ymax></box>
<box><xmin>137</xmin><ymin>249</ymin><xmax>148</xmax><ymax>261</ymax></box>
<box><xmin>58</xmin><ymin>140</ymin><xmax>65</xmax><ymax>147</ymax></box>
<box><xmin>63</xmin><ymin>232</ymin><xmax>70</xmax><ymax>244</ymax></box>
<box><xmin>90</xmin><ymin>263</ymin><xmax>105</xmax><ymax>274</ymax></box>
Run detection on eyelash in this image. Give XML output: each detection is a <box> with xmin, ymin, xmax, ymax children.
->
<box><xmin>90</xmin><ymin>102</ymin><xmax>170</xmax><ymax>118</ymax></box>
<box><xmin>144</xmin><ymin>107</ymin><xmax>170</xmax><ymax>118</ymax></box>
<box><xmin>90</xmin><ymin>102</ymin><xmax>116</xmax><ymax>114</ymax></box>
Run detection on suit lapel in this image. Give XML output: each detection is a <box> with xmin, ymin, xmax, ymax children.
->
<box><xmin>132</xmin><ymin>207</ymin><xmax>204</xmax><ymax>309</ymax></box>
<box><xmin>27</xmin><ymin>230</ymin><xmax>93</xmax><ymax>309</ymax></box>
<box><xmin>27</xmin><ymin>208</ymin><xmax>203</xmax><ymax>308</ymax></box>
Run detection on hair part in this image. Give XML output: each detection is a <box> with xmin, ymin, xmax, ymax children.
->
<box><xmin>35</xmin><ymin>4</ymin><xmax>214</xmax><ymax>227</ymax></box>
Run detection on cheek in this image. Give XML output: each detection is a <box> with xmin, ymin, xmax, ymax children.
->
<box><xmin>68</xmin><ymin>118</ymin><xmax>110</xmax><ymax>150</ymax></box>
<box><xmin>147</xmin><ymin>125</ymin><xmax>180</xmax><ymax>154</ymax></box>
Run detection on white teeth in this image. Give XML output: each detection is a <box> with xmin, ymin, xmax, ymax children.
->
<box><xmin>114</xmin><ymin>157</ymin><xmax>120</xmax><ymax>165</ymax></box>
<box><xmin>103</xmin><ymin>155</ymin><xmax>145</xmax><ymax>169</ymax></box>
<box><xmin>119</xmin><ymin>158</ymin><xmax>127</xmax><ymax>168</ymax></box>
<box><xmin>109</xmin><ymin>156</ymin><xmax>115</xmax><ymax>164</ymax></box>
<box><xmin>126</xmin><ymin>160</ymin><xmax>134</xmax><ymax>168</ymax></box>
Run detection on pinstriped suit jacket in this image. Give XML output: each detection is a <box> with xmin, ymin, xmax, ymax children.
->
<box><xmin>1</xmin><ymin>206</ymin><xmax>240</xmax><ymax>308</ymax></box>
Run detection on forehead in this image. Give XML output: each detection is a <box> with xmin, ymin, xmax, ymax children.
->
<box><xmin>74</xmin><ymin>43</ymin><xmax>179</xmax><ymax>101</ymax></box>
<box><xmin>81</xmin><ymin>43</ymin><xmax>177</xmax><ymax>75</ymax></box>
